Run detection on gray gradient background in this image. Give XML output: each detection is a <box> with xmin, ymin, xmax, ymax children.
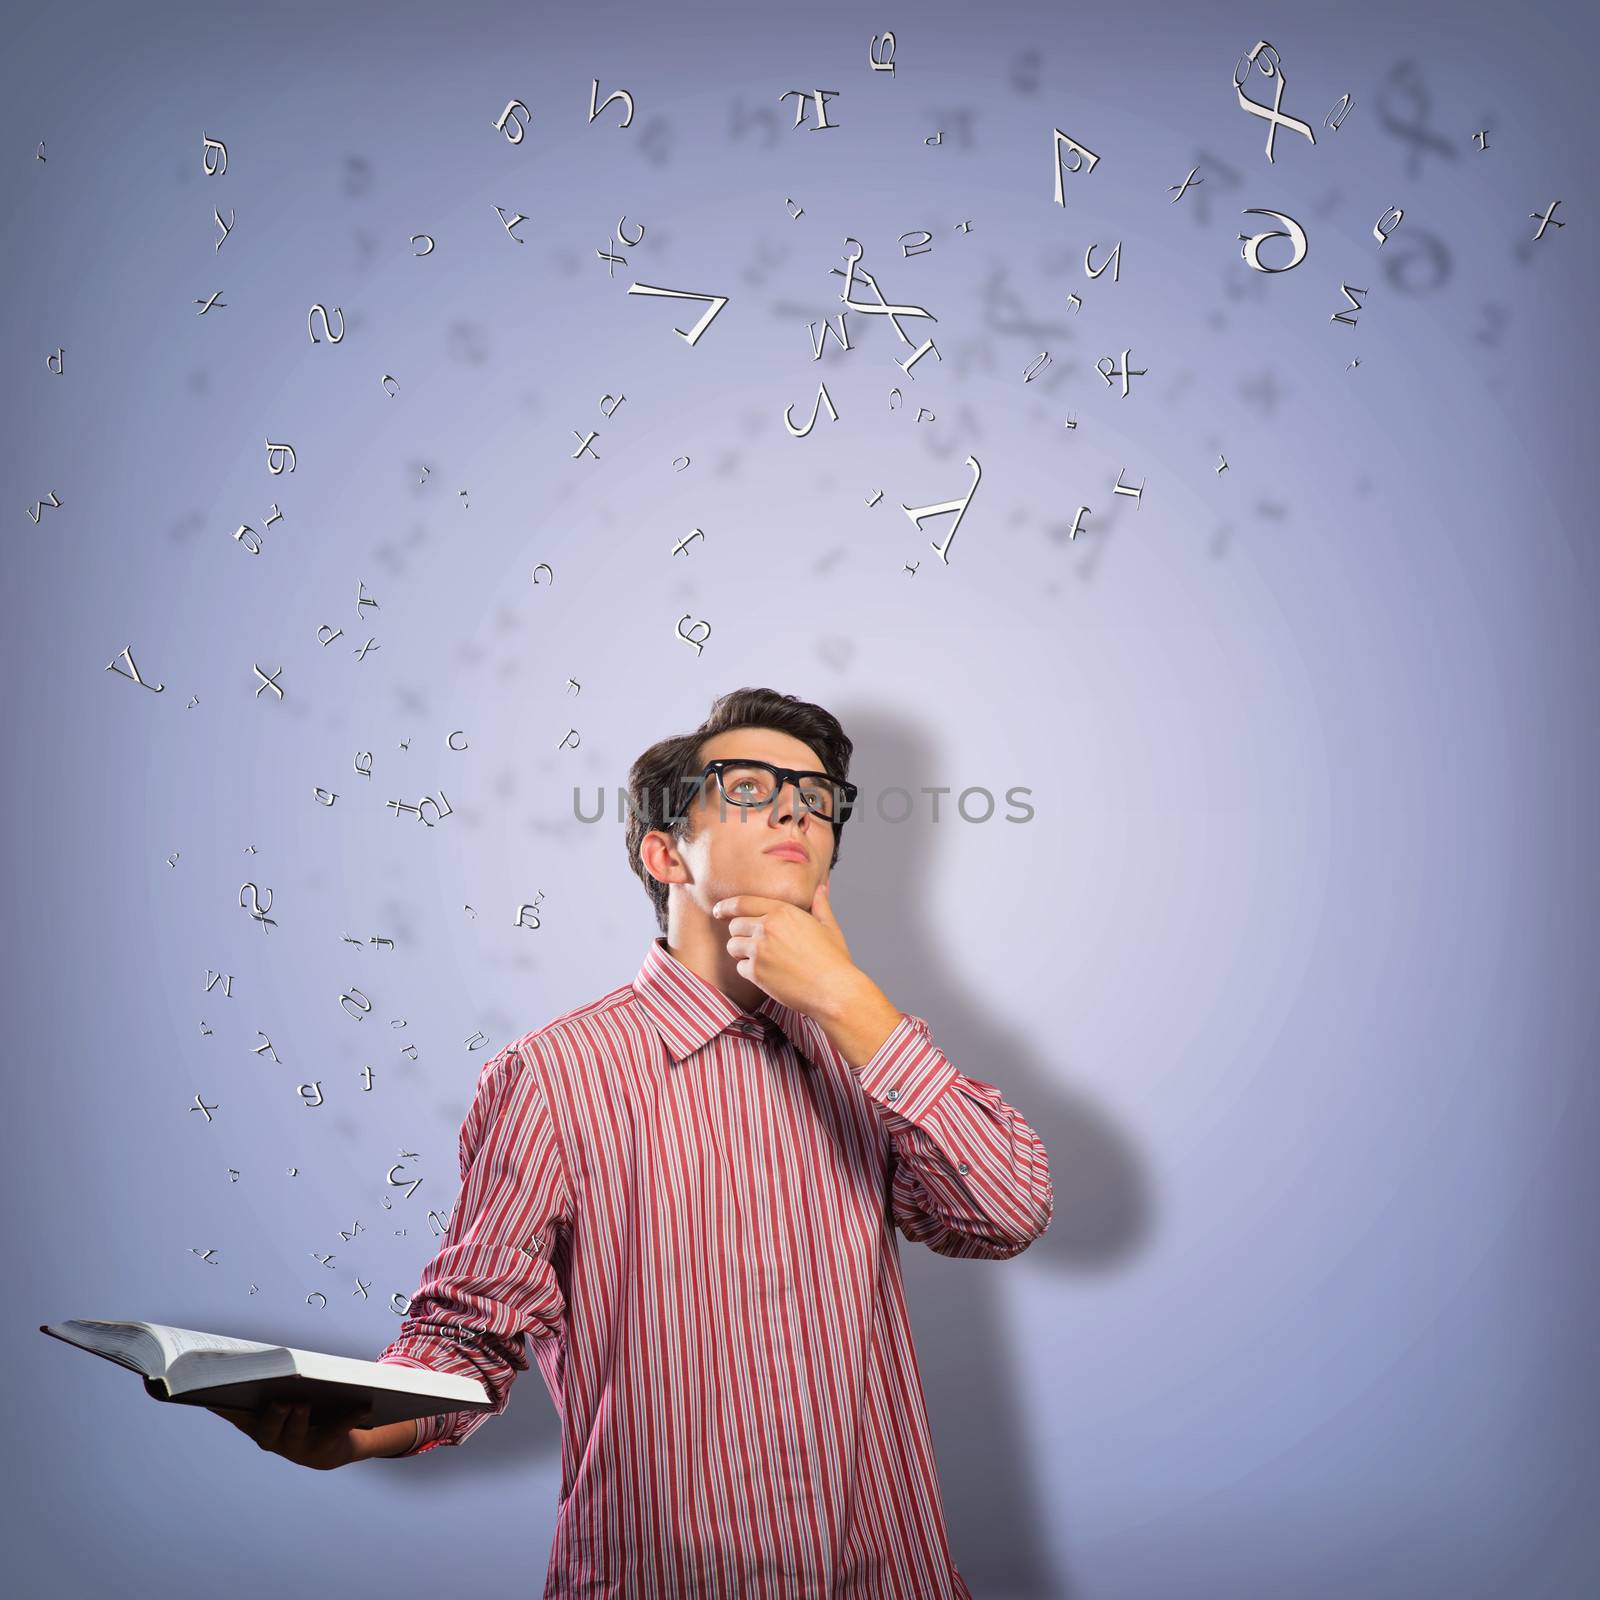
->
<box><xmin>4</xmin><ymin>0</ymin><xmax>1597</xmax><ymax>1595</ymax></box>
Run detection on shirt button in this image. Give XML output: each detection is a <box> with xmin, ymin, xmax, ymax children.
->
<box><xmin>957</xmin><ymin>1162</ymin><xmax>969</xmax><ymax>1174</ymax></box>
<box><xmin>886</xmin><ymin>1088</ymin><xmax>900</xmax><ymax>1102</ymax></box>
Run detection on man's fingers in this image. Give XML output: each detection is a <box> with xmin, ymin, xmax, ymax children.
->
<box><xmin>258</xmin><ymin>1400</ymin><xmax>290</xmax><ymax>1449</ymax></box>
<box><xmin>319</xmin><ymin>1403</ymin><xmax>374</xmax><ymax>1433</ymax></box>
<box><xmin>210</xmin><ymin>1396</ymin><xmax>370</xmax><ymax>1450</ymax></box>
<box><xmin>283</xmin><ymin>1401</ymin><xmax>312</xmax><ymax>1448</ymax></box>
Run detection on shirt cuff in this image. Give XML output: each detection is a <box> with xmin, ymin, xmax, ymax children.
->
<box><xmin>373</xmin><ymin>1356</ymin><xmax>459</xmax><ymax>1454</ymax></box>
<box><xmin>851</xmin><ymin>1013</ymin><xmax>960</xmax><ymax>1125</ymax></box>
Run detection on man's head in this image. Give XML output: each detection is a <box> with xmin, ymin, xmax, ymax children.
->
<box><xmin>627</xmin><ymin>688</ymin><xmax>854</xmax><ymax>937</ymax></box>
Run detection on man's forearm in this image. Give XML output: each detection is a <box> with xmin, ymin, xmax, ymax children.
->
<box><xmin>814</xmin><ymin>969</ymin><xmax>904</xmax><ymax>1070</ymax></box>
<box><xmin>356</xmin><ymin>1418</ymin><xmax>420</xmax><ymax>1459</ymax></box>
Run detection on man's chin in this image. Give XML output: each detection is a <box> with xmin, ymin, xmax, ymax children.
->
<box><xmin>757</xmin><ymin>864</ymin><xmax>812</xmax><ymax>896</ymax></box>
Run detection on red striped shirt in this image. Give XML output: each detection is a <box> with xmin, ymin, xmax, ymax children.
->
<box><xmin>376</xmin><ymin>934</ymin><xmax>1053</xmax><ymax>1598</ymax></box>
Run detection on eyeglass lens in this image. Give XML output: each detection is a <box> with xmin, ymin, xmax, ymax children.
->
<box><xmin>718</xmin><ymin>763</ymin><xmax>842</xmax><ymax>820</ymax></box>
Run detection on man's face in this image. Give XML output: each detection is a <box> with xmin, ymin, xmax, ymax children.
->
<box><xmin>652</xmin><ymin>727</ymin><xmax>840</xmax><ymax>920</ymax></box>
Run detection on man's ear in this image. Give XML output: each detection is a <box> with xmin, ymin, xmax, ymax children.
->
<box><xmin>642</xmin><ymin>826</ymin><xmax>694</xmax><ymax>887</ymax></box>
<box><xmin>639</xmin><ymin>830</ymin><xmax>674</xmax><ymax>885</ymax></box>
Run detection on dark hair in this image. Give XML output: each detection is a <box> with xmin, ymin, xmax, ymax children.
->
<box><xmin>625</xmin><ymin>687</ymin><xmax>854</xmax><ymax>934</ymax></box>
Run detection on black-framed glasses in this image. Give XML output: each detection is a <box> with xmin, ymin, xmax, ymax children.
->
<box><xmin>670</xmin><ymin>759</ymin><xmax>858</xmax><ymax>828</ymax></box>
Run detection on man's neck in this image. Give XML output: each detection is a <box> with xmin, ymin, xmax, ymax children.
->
<box><xmin>661</xmin><ymin>921</ymin><xmax>765</xmax><ymax>1013</ymax></box>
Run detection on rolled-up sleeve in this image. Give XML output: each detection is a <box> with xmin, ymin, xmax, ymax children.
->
<box><xmin>817</xmin><ymin>1011</ymin><xmax>1053</xmax><ymax>1260</ymax></box>
<box><xmin>373</xmin><ymin>1041</ymin><xmax>570</xmax><ymax>1453</ymax></box>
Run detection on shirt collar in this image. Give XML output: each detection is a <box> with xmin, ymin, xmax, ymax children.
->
<box><xmin>632</xmin><ymin>935</ymin><xmax>813</xmax><ymax>1067</ymax></box>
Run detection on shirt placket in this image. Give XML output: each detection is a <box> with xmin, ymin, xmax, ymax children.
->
<box><xmin>729</xmin><ymin>1017</ymin><xmax>819</xmax><ymax>1581</ymax></box>
<box><xmin>729</xmin><ymin>1017</ymin><xmax>782</xmax><ymax>1287</ymax></box>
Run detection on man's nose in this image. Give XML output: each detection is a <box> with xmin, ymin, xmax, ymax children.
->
<box><xmin>772</xmin><ymin>779</ymin><xmax>811</xmax><ymax>823</ymax></box>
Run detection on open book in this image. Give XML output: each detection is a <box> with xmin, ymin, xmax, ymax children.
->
<box><xmin>40</xmin><ymin>1319</ymin><xmax>493</xmax><ymax>1428</ymax></box>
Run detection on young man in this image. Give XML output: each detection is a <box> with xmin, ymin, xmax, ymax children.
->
<box><xmin>219</xmin><ymin>687</ymin><xmax>1053</xmax><ymax>1598</ymax></box>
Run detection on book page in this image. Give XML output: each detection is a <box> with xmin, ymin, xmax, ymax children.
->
<box><xmin>42</xmin><ymin>1320</ymin><xmax>279</xmax><ymax>1379</ymax></box>
<box><xmin>138</xmin><ymin>1322</ymin><xmax>281</xmax><ymax>1368</ymax></box>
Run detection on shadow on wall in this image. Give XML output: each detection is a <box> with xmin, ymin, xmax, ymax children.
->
<box><xmin>801</xmin><ymin>700</ymin><xmax>1151</xmax><ymax>1600</ymax></box>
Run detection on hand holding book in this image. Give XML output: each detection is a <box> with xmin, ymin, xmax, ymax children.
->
<box><xmin>202</xmin><ymin>1397</ymin><xmax>419</xmax><ymax>1468</ymax></box>
<box><xmin>39</xmin><ymin>1319</ymin><xmax>487</xmax><ymax>1459</ymax></box>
